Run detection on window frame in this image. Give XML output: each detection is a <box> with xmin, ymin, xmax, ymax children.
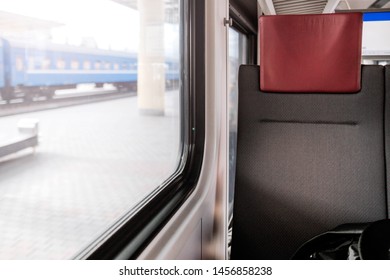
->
<box><xmin>74</xmin><ymin>0</ymin><xmax>205</xmax><ymax>260</ymax></box>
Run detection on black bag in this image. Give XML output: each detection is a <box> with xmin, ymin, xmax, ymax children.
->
<box><xmin>292</xmin><ymin>219</ymin><xmax>390</xmax><ymax>260</ymax></box>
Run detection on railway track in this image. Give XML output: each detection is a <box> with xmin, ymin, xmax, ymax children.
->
<box><xmin>0</xmin><ymin>90</ymin><xmax>136</xmax><ymax>117</ymax></box>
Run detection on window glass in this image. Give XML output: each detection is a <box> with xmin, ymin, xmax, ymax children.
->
<box><xmin>57</xmin><ymin>58</ymin><xmax>66</xmax><ymax>69</ymax></box>
<box><xmin>360</xmin><ymin>12</ymin><xmax>390</xmax><ymax>65</ymax></box>
<box><xmin>121</xmin><ymin>62</ymin><xmax>128</xmax><ymax>70</ymax></box>
<box><xmin>228</xmin><ymin>28</ymin><xmax>248</xmax><ymax>220</ymax></box>
<box><xmin>15</xmin><ymin>56</ymin><xmax>24</xmax><ymax>71</ymax></box>
<box><xmin>71</xmin><ymin>59</ymin><xmax>80</xmax><ymax>70</ymax></box>
<box><xmin>0</xmin><ymin>0</ymin><xmax>181</xmax><ymax>259</ymax></box>
<box><xmin>94</xmin><ymin>60</ymin><xmax>101</xmax><ymax>70</ymax></box>
<box><xmin>41</xmin><ymin>58</ymin><xmax>51</xmax><ymax>69</ymax></box>
<box><xmin>83</xmin><ymin>60</ymin><xmax>91</xmax><ymax>70</ymax></box>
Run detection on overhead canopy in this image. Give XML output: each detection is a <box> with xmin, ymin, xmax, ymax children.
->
<box><xmin>0</xmin><ymin>10</ymin><xmax>62</xmax><ymax>35</ymax></box>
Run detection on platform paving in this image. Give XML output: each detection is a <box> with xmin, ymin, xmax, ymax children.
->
<box><xmin>0</xmin><ymin>91</ymin><xmax>180</xmax><ymax>259</ymax></box>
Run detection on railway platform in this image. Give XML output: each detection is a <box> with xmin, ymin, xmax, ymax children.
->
<box><xmin>0</xmin><ymin>91</ymin><xmax>180</xmax><ymax>259</ymax></box>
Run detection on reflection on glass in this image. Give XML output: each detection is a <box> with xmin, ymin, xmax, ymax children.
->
<box><xmin>228</xmin><ymin>28</ymin><xmax>248</xmax><ymax>219</ymax></box>
<box><xmin>0</xmin><ymin>0</ymin><xmax>181</xmax><ymax>259</ymax></box>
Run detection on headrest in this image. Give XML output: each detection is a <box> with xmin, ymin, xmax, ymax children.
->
<box><xmin>259</xmin><ymin>13</ymin><xmax>362</xmax><ymax>93</ymax></box>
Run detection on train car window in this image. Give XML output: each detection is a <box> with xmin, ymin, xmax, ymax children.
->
<box><xmin>56</xmin><ymin>58</ymin><xmax>66</xmax><ymax>69</ymax></box>
<box><xmin>361</xmin><ymin>11</ymin><xmax>390</xmax><ymax>65</ymax></box>
<box><xmin>0</xmin><ymin>0</ymin><xmax>192</xmax><ymax>260</ymax></box>
<box><xmin>15</xmin><ymin>56</ymin><xmax>24</xmax><ymax>71</ymax></box>
<box><xmin>41</xmin><ymin>57</ymin><xmax>51</xmax><ymax>70</ymax></box>
<box><xmin>71</xmin><ymin>59</ymin><xmax>80</xmax><ymax>70</ymax></box>
<box><xmin>83</xmin><ymin>60</ymin><xmax>91</xmax><ymax>70</ymax></box>
<box><xmin>94</xmin><ymin>60</ymin><xmax>101</xmax><ymax>70</ymax></box>
<box><xmin>121</xmin><ymin>62</ymin><xmax>128</xmax><ymax>70</ymax></box>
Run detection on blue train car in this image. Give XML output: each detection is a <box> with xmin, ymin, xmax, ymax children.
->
<box><xmin>2</xmin><ymin>38</ymin><xmax>138</xmax><ymax>100</ymax></box>
<box><xmin>0</xmin><ymin>38</ymin><xmax>180</xmax><ymax>102</ymax></box>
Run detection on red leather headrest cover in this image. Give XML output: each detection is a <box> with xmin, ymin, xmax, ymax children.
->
<box><xmin>259</xmin><ymin>13</ymin><xmax>362</xmax><ymax>93</ymax></box>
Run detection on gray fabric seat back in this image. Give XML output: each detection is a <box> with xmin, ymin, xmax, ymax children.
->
<box><xmin>231</xmin><ymin>65</ymin><xmax>387</xmax><ymax>259</ymax></box>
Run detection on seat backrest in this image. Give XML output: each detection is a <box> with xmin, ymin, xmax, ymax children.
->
<box><xmin>231</xmin><ymin>13</ymin><xmax>387</xmax><ymax>260</ymax></box>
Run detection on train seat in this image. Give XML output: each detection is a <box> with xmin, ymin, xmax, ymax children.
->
<box><xmin>231</xmin><ymin>13</ymin><xmax>387</xmax><ymax>259</ymax></box>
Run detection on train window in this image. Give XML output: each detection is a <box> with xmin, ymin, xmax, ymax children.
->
<box><xmin>121</xmin><ymin>62</ymin><xmax>128</xmax><ymax>70</ymax></box>
<box><xmin>83</xmin><ymin>60</ymin><xmax>91</xmax><ymax>70</ymax></box>
<box><xmin>56</xmin><ymin>58</ymin><xmax>66</xmax><ymax>69</ymax></box>
<box><xmin>15</xmin><ymin>56</ymin><xmax>24</xmax><ymax>71</ymax></box>
<box><xmin>361</xmin><ymin>11</ymin><xmax>390</xmax><ymax>65</ymax></box>
<box><xmin>0</xmin><ymin>0</ymin><xmax>187</xmax><ymax>260</ymax></box>
<box><xmin>94</xmin><ymin>60</ymin><xmax>101</xmax><ymax>70</ymax></box>
<box><xmin>71</xmin><ymin>59</ymin><xmax>80</xmax><ymax>70</ymax></box>
<box><xmin>41</xmin><ymin>58</ymin><xmax>51</xmax><ymax>70</ymax></box>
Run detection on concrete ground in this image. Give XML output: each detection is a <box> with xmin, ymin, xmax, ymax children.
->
<box><xmin>0</xmin><ymin>91</ymin><xmax>180</xmax><ymax>259</ymax></box>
